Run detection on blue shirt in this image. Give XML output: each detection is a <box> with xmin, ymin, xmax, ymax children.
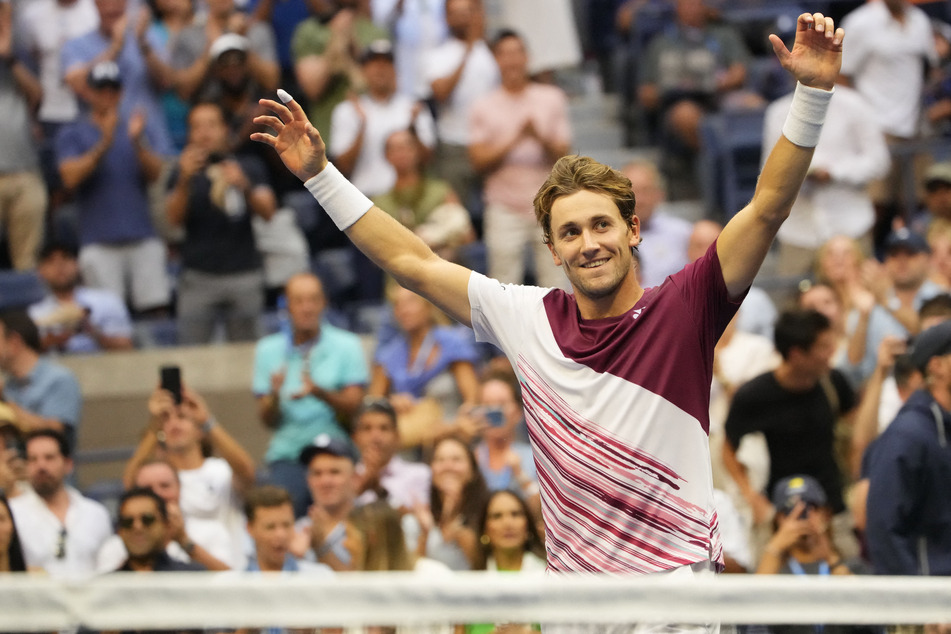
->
<box><xmin>373</xmin><ymin>325</ymin><xmax>479</xmax><ymax>398</ymax></box>
<box><xmin>4</xmin><ymin>358</ymin><xmax>82</xmax><ymax>448</ymax></box>
<box><xmin>253</xmin><ymin>323</ymin><xmax>369</xmax><ymax>462</ymax></box>
<box><xmin>61</xmin><ymin>29</ymin><xmax>172</xmax><ymax>155</ymax></box>
<box><xmin>476</xmin><ymin>441</ymin><xmax>537</xmax><ymax>492</ymax></box>
<box><xmin>55</xmin><ymin>115</ymin><xmax>162</xmax><ymax>245</ymax></box>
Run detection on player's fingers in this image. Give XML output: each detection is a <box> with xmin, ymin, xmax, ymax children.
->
<box><xmin>798</xmin><ymin>12</ymin><xmax>814</xmax><ymax>30</ymax></box>
<box><xmin>768</xmin><ymin>33</ymin><xmax>791</xmax><ymax>65</ymax></box>
<box><xmin>277</xmin><ymin>88</ymin><xmax>309</xmax><ymax>122</ymax></box>
<box><xmin>823</xmin><ymin>16</ymin><xmax>834</xmax><ymax>38</ymax></box>
<box><xmin>812</xmin><ymin>13</ymin><xmax>826</xmax><ymax>33</ymax></box>
<box><xmin>833</xmin><ymin>26</ymin><xmax>845</xmax><ymax>47</ymax></box>
<box><xmin>253</xmin><ymin>115</ymin><xmax>285</xmax><ymax>131</ymax></box>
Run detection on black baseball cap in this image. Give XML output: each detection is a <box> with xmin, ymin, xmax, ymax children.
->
<box><xmin>909</xmin><ymin>320</ymin><xmax>951</xmax><ymax>370</ymax></box>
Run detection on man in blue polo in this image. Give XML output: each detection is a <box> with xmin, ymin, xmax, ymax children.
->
<box><xmin>0</xmin><ymin>310</ymin><xmax>82</xmax><ymax>451</ymax></box>
<box><xmin>253</xmin><ymin>272</ymin><xmax>368</xmax><ymax>516</ymax></box>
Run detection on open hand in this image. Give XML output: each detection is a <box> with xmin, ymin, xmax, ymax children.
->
<box><xmin>252</xmin><ymin>92</ymin><xmax>329</xmax><ymax>182</ymax></box>
<box><xmin>769</xmin><ymin>13</ymin><xmax>844</xmax><ymax>91</ymax></box>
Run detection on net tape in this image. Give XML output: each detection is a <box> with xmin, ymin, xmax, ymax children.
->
<box><xmin>2</xmin><ymin>572</ymin><xmax>950</xmax><ymax>631</ymax></box>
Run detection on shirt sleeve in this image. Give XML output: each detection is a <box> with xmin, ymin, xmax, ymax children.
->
<box><xmin>39</xmin><ymin>371</ymin><xmax>83</xmax><ymax>431</ymax></box>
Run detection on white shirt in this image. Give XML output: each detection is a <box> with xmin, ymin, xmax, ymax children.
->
<box><xmin>370</xmin><ymin>0</ymin><xmax>447</xmax><ymax>97</ymax></box>
<box><xmin>841</xmin><ymin>1</ymin><xmax>938</xmax><ymax>138</ymax></box>
<box><xmin>178</xmin><ymin>457</ymin><xmax>245</xmax><ymax>568</ymax></box>
<box><xmin>422</xmin><ymin>38</ymin><xmax>499</xmax><ymax>146</ymax></box>
<box><xmin>765</xmin><ymin>85</ymin><xmax>891</xmax><ymax>248</ymax></box>
<box><xmin>355</xmin><ymin>455</ymin><xmax>431</xmax><ymax>510</ymax></box>
<box><xmin>29</xmin><ymin>286</ymin><xmax>134</xmax><ymax>354</ymax></box>
<box><xmin>17</xmin><ymin>0</ymin><xmax>99</xmax><ymax>123</ymax></box>
<box><xmin>95</xmin><ymin>515</ymin><xmax>233</xmax><ymax>573</ymax></box>
<box><xmin>329</xmin><ymin>93</ymin><xmax>437</xmax><ymax>197</ymax></box>
<box><xmin>9</xmin><ymin>486</ymin><xmax>112</xmax><ymax>577</ymax></box>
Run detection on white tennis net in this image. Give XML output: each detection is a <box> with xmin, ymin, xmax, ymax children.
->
<box><xmin>1</xmin><ymin>573</ymin><xmax>950</xmax><ymax>631</ymax></box>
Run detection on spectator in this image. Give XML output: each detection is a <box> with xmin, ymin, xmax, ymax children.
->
<box><xmin>9</xmin><ymin>430</ymin><xmax>112</xmax><ymax>576</ymax></box>
<box><xmin>28</xmin><ymin>243</ymin><xmax>134</xmax><ymax>354</ymax></box>
<box><xmin>621</xmin><ymin>159</ymin><xmax>692</xmax><ymax>287</ymax></box>
<box><xmin>61</xmin><ymin>0</ymin><xmax>174</xmax><ymax>155</ymax></box>
<box><xmin>166</xmin><ymin>101</ymin><xmax>277</xmax><ymax>344</ymax></box>
<box><xmin>193</xmin><ymin>34</ymin><xmax>272</xmax><ymax>155</ymax></box>
<box><xmin>291</xmin><ymin>0</ymin><xmax>389</xmax><ymax>152</ymax></box>
<box><xmin>368</xmin><ymin>284</ymin><xmax>480</xmax><ymax>450</ymax></box>
<box><xmin>928</xmin><ymin>219</ymin><xmax>951</xmax><ymax>289</ymax></box>
<box><xmin>98</xmin><ymin>458</ymin><xmax>231</xmax><ymax>572</ymax></box>
<box><xmin>112</xmin><ymin>486</ymin><xmax>204</xmax><ymax>571</ymax></box>
<box><xmin>123</xmin><ymin>383</ymin><xmax>255</xmax><ymax>568</ymax></box>
<box><xmin>171</xmin><ymin>0</ymin><xmax>279</xmax><ymax>101</ymax></box>
<box><xmin>17</xmin><ymin>0</ymin><xmax>98</xmax><ymax>130</ymax></box>
<box><xmin>254</xmin><ymin>272</ymin><xmax>368</xmax><ymax>516</ymax></box>
<box><xmin>245</xmin><ymin>484</ymin><xmax>332</xmax><ymax>574</ymax></box>
<box><xmin>686</xmin><ymin>219</ymin><xmax>777</xmax><ymax>339</ymax></box>
<box><xmin>866</xmin><ymin>228</ymin><xmax>946</xmax><ymax>334</ymax></box>
<box><xmin>136</xmin><ymin>0</ymin><xmax>195</xmax><ymax>151</ymax></box>
<box><xmin>758</xmin><ymin>475</ymin><xmax>865</xmax><ymax>586</ymax></box>
<box><xmin>423</xmin><ymin>0</ymin><xmax>498</xmax><ymax>210</ymax></box>
<box><xmin>638</xmin><ymin>0</ymin><xmax>754</xmax><ymax>179</ymax></box>
<box><xmin>329</xmin><ymin>39</ymin><xmax>437</xmax><ymax>198</ymax></box>
<box><xmin>348</xmin><ymin>499</ymin><xmax>454</xmax><ymax>634</ymax></box>
<box><xmin>468</xmin><ymin>29</ymin><xmax>572</xmax><ymax>289</ymax></box>
<box><xmin>372</xmin><ymin>0</ymin><xmax>447</xmax><ymax>98</ymax></box>
<box><xmin>0</xmin><ymin>310</ymin><xmax>83</xmax><ymax>451</ymax></box>
<box><xmin>402</xmin><ymin>435</ymin><xmax>488</xmax><ymax>570</ymax></box>
<box><xmin>372</xmin><ymin>128</ymin><xmax>475</xmax><ymax>264</ymax></box>
<box><xmin>0</xmin><ymin>425</ymin><xmax>28</xmax><ymax>499</ymax></box>
<box><xmin>708</xmin><ymin>313</ymin><xmax>780</xmax><ymax>500</ymax></box>
<box><xmin>465</xmin><ymin>372</ymin><xmax>538</xmax><ymax>499</ymax></box>
<box><xmin>763</xmin><ymin>82</ymin><xmax>891</xmax><ymax>279</ymax></box>
<box><xmin>0</xmin><ymin>492</ymin><xmax>26</xmax><ymax>572</ymax></box>
<box><xmin>352</xmin><ymin>397</ymin><xmax>430</xmax><ymax>511</ymax></box>
<box><xmin>723</xmin><ymin>309</ymin><xmax>858</xmax><ymax>560</ymax></box>
<box><xmin>293</xmin><ymin>434</ymin><xmax>365</xmax><ymax>571</ymax></box>
<box><xmin>925</xmin><ymin>19</ymin><xmax>951</xmax><ymax>138</ymax></box>
<box><xmin>55</xmin><ymin>61</ymin><xmax>171</xmax><ymax>315</ymax></box>
<box><xmin>840</xmin><ymin>0</ymin><xmax>938</xmax><ymax>217</ymax></box>
<box><xmin>921</xmin><ymin>162</ymin><xmax>951</xmax><ymax>226</ymax></box>
<box><xmin>865</xmin><ymin>320</ymin><xmax>951</xmax><ymax>576</ymax></box>
<box><xmin>0</xmin><ymin>2</ymin><xmax>46</xmax><ymax>272</ymax></box>
<box><xmin>474</xmin><ymin>489</ymin><xmax>545</xmax><ymax>572</ymax></box>
<box><xmin>467</xmin><ymin>489</ymin><xmax>545</xmax><ymax>634</ymax></box>
<box><xmin>799</xmin><ymin>279</ymin><xmax>906</xmax><ymax>389</ymax></box>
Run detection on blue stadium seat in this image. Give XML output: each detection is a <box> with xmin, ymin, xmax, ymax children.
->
<box><xmin>698</xmin><ymin>107</ymin><xmax>766</xmax><ymax>220</ymax></box>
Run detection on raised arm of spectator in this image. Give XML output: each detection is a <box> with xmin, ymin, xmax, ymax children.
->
<box><xmin>850</xmin><ymin>336</ymin><xmax>905</xmax><ymax>479</ymax></box>
<box><xmin>58</xmin><ymin>106</ymin><xmax>119</xmax><ymax>190</ymax></box>
<box><xmin>128</xmin><ymin>110</ymin><xmax>164</xmax><ymax>184</ymax></box>
<box><xmin>252</xmin><ymin>94</ymin><xmax>474</xmax><ymax>326</ymax></box>
<box><xmin>716</xmin><ymin>13</ymin><xmax>843</xmax><ymax>299</ymax></box>
<box><xmin>123</xmin><ymin>387</ymin><xmax>173</xmax><ymax>489</ymax></box>
<box><xmin>181</xmin><ymin>385</ymin><xmax>257</xmax><ymax>494</ymax></box>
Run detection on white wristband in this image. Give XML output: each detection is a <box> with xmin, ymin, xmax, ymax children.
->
<box><xmin>781</xmin><ymin>82</ymin><xmax>834</xmax><ymax>148</ymax></box>
<box><xmin>303</xmin><ymin>163</ymin><xmax>374</xmax><ymax>231</ymax></box>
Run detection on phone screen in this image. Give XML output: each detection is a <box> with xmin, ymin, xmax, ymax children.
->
<box><xmin>160</xmin><ymin>366</ymin><xmax>183</xmax><ymax>404</ymax></box>
<box><xmin>484</xmin><ymin>407</ymin><xmax>505</xmax><ymax>427</ymax></box>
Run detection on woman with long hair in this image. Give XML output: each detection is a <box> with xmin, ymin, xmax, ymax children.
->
<box><xmin>403</xmin><ymin>435</ymin><xmax>489</xmax><ymax>570</ymax></box>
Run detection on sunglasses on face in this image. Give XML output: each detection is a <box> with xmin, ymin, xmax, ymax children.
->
<box><xmin>118</xmin><ymin>513</ymin><xmax>158</xmax><ymax>530</ymax></box>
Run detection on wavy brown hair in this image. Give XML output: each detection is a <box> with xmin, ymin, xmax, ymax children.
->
<box><xmin>533</xmin><ymin>155</ymin><xmax>637</xmax><ymax>246</ymax></box>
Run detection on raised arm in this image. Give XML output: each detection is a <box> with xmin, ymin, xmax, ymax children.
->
<box><xmin>251</xmin><ymin>93</ymin><xmax>473</xmax><ymax>326</ymax></box>
<box><xmin>717</xmin><ymin>13</ymin><xmax>844</xmax><ymax>298</ymax></box>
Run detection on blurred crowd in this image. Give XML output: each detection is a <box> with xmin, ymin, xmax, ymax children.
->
<box><xmin>2</xmin><ymin>0</ymin><xmax>951</xmax><ymax>632</ymax></box>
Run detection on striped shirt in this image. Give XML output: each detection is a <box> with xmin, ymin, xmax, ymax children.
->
<box><xmin>468</xmin><ymin>243</ymin><xmax>741</xmax><ymax>574</ymax></box>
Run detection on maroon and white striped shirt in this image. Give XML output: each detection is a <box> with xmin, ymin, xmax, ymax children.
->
<box><xmin>468</xmin><ymin>243</ymin><xmax>742</xmax><ymax>574</ymax></box>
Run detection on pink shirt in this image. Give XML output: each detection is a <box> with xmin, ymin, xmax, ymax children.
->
<box><xmin>469</xmin><ymin>83</ymin><xmax>572</xmax><ymax>214</ymax></box>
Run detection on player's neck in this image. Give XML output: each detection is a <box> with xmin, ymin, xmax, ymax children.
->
<box><xmin>574</xmin><ymin>280</ymin><xmax>644</xmax><ymax>321</ymax></box>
